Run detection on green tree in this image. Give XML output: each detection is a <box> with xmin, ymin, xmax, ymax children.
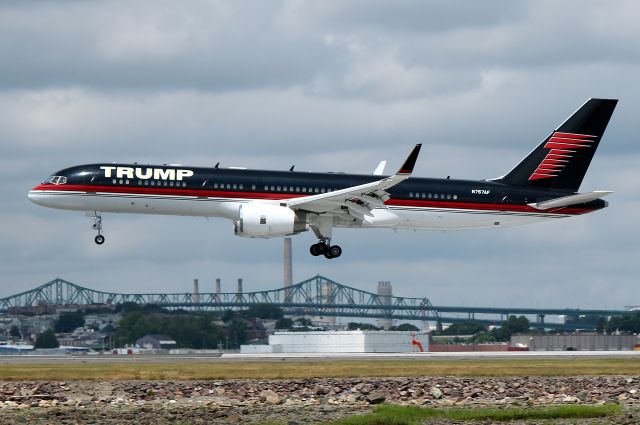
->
<box><xmin>606</xmin><ymin>312</ymin><xmax>640</xmax><ymax>333</ymax></box>
<box><xmin>347</xmin><ymin>322</ymin><xmax>381</xmax><ymax>331</ymax></box>
<box><xmin>227</xmin><ymin>318</ymin><xmax>248</xmax><ymax>348</ymax></box>
<box><xmin>222</xmin><ymin>309</ymin><xmax>236</xmax><ymax>323</ymax></box>
<box><xmin>244</xmin><ymin>304</ymin><xmax>284</xmax><ymax>320</ymax></box>
<box><xmin>275</xmin><ymin>317</ymin><xmax>293</xmax><ymax>329</ymax></box>
<box><xmin>390</xmin><ymin>323</ymin><xmax>419</xmax><ymax>331</ymax></box>
<box><xmin>491</xmin><ymin>315</ymin><xmax>530</xmax><ymax>342</ymax></box>
<box><xmin>296</xmin><ymin>318</ymin><xmax>313</xmax><ymax>327</ymax></box>
<box><xmin>54</xmin><ymin>311</ymin><xmax>85</xmax><ymax>333</ymax></box>
<box><xmin>113</xmin><ymin>311</ymin><xmax>225</xmax><ymax>349</ymax></box>
<box><xmin>9</xmin><ymin>325</ymin><xmax>21</xmax><ymax>338</ymax></box>
<box><xmin>34</xmin><ymin>329</ymin><xmax>59</xmax><ymax>348</ymax></box>
<box><xmin>469</xmin><ymin>331</ymin><xmax>497</xmax><ymax>344</ymax></box>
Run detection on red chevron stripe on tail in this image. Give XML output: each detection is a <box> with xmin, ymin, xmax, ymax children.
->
<box><xmin>528</xmin><ymin>132</ymin><xmax>597</xmax><ymax>181</ymax></box>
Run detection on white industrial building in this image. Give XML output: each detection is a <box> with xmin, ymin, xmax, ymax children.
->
<box><xmin>241</xmin><ymin>330</ymin><xmax>428</xmax><ymax>354</ymax></box>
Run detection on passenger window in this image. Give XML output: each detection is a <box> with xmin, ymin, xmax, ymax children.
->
<box><xmin>447</xmin><ymin>194</ymin><xmax>451</xmax><ymax>200</ymax></box>
<box><xmin>453</xmin><ymin>195</ymin><xmax>458</xmax><ymax>200</ymax></box>
<box><xmin>295</xmin><ymin>187</ymin><xmax>300</xmax><ymax>192</ymax></box>
<box><xmin>112</xmin><ymin>179</ymin><xmax>117</xmax><ymax>184</ymax></box>
<box><xmin>214</xmin><ymin>183</ymin><xmax>218</xmax><ymax>189</ymax></box>
<box><xmin>226</xmin><ymin>184</ymin><xmax>231</xmax><ymax>189</ymax></box>
<box><xmin>270</xmin><ymin>186</ymin><xmax>275</xmax><ymax>191</ymax></box>
<box><xmin>409</xmin><ymin>192</ymin><xmax>413</xmax><ymax>198</ymax></box>
<box><xmin>233</xmin><ymin>184</ymin><xmax>237</xmax><ymax>189</ymax></box>
<box><xmin>169</xmin><ymin>181</ymin><xmax>174</xmax><ymax>187</ymax></box>
<box><xmin>276</xmin><ymin>186</ymin><xmax>281</xmax><ymax>191</ymax></box>
<box><xmin>252</xmin><ymin>185</ymin><xmax>256</xmax><ymax>190</ymax></box>
<box><xmin>239</xmin><ymin>184</ymin><xmax>243</xmax><ymax>189</ymax></box>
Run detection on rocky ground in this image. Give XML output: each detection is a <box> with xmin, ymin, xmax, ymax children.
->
<box><xmin>0</xmin><ymin>376</ymin><xmax>639</xmax><ymax>424</ymax></box>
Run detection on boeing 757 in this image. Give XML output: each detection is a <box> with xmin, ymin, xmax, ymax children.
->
<box><xmin>28</xmin><ymin>98</ymin><xmax>617</xmax><ymax>259</ymax></box>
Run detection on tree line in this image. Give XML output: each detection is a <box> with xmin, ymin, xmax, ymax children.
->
<box><xmin>30</xmin><ymin>307</ymin><xmax>640</xmax><ymax>350</ymax></box>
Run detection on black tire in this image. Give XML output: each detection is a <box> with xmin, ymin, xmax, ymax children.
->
<box><xmin>329</xmin><ymin>245</ymin><xmax>342</xmax><ymax>258</ymax></box>
<box><xmin>324</xmin><ymin>250</ymin><xmax>334</xmax><ymax>259</ymax></box>
<box><xmin>310</xmin><ymin>242</ymin><xmax>327</xmax><ymax>256</ymax></box>
<box><xmin>95</xmin><ymin>235</ymin><xmax>105</xmax><ymax>245</ymax></box>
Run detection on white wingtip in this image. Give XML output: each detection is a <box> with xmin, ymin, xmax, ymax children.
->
<box><xmin>373</xmin><ymin>161</ymin><xmax>387</xmax><ymax>176</ymax></box>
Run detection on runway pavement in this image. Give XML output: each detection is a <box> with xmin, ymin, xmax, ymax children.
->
<box><xmin>0</xmin><ymin>350</ymin><xmax>639</xmax><ymax>364</ymax></box>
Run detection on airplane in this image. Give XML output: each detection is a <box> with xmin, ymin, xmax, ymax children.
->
<box><xmin>28</xmin><ymin>98</ymin><xmax>617</xmax><ymax>259</ymax></box>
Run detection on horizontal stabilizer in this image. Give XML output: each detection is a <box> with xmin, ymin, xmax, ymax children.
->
<box><xmin>528</xmin><ymin>191</ymin><xmax>612</xmax><ymax>210</ymax></box>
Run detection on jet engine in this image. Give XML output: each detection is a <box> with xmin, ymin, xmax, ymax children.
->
<box><xmin>234</xmin><ymin>204</ymin><xmax>307</xmax><ymax>238</ymax></box>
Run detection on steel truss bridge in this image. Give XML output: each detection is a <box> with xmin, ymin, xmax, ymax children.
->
<box><xmin>0</xmin><ymin>275</ymin><xmax>628</xmax><ymax>330</ymax></box>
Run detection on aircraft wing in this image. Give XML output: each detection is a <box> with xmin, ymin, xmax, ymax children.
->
<box><xmin>528</xmin><ymin>190</ymin><xmax>612</xmax><ymax>210</ymax></box>
<box><xmin>284</xmin><ymin>144</ymin><xmax>421</xmax><ymax>219</ymax></box>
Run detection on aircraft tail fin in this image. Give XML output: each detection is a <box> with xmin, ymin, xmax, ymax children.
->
<box><xmin>496</xmin><ymin>98</ymin><xmax>617</xmax><ymax>192</ymax></box>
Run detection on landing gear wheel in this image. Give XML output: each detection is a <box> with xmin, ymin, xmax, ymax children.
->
<box><xmin>310</xmin><ymin>242</ymin><xmax>327</xmax><ymax>256</ymax></box>
<box><xmin>324</xmin><ymin>245</ymin><xmax>342</xmax><ymax>259</ymax></box>
<box><xmin>91</xmin><ymin>213</ymin><xmax>105</xmax><ymax>245</ymax></box>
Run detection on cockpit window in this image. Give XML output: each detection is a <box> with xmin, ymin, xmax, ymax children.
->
<box><xmin>45</xmin><ymin>176</ymin><xmax>67</xmax><ymax>185</ymax></box>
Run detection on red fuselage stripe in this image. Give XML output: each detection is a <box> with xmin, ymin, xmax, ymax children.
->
<box><xmin>31</xmin><ymin>184</ymin><xmax>595</xmax><ymax>215</ymax></box>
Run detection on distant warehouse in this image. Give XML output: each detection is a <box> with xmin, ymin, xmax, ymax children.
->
<box><xmin>241</xmin><ymin>330</ymin><xmax>428</xmax><ymax>354</ymax></box>
<box><xmin>511</xmin><ymin>334</ymin><xmax>637</xmax><ymax>351</ymax></box>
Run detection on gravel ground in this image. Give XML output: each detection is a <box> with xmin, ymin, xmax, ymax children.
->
<box><xmin>0</xmin><ymin>376</ymin><xmax>639</xmax><ymax>424</ymax></box>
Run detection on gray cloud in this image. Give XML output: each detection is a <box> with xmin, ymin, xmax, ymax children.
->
<box><xmin>0</xmin><ymin>1</ymin><xmax>638</xmax><ymax>312</ymax></box>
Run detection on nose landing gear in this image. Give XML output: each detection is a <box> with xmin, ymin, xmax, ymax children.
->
<box><xmin>91</xmin><ymin>213</ymin><xmax>105</xmax><ymax>245</ymax></box>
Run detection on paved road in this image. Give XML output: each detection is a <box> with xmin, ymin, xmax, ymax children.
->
<box><xmin>0</xmin><ymin>350</ymin><xmax>639</xmax><ymax>364</ymax></box>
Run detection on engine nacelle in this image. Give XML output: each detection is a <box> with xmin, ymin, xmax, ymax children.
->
<box><xmin>234</xmin><ymin>204</ymin><xmax>307</xmax><ymax>238</ymax></box>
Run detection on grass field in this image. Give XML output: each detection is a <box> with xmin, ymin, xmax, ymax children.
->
<box><xmin>325</xmin><ymin>404</ymin><xmax>622</xmax><ymax>424</ymax></box>
<box><xmin>0</xmin><ymin>358</ymin><xmax>638</xmax><ymax>380</ymax></box>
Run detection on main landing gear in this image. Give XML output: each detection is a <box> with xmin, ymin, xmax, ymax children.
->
<box><xmin>92</xmin><ymin>213</ymin><xmax>105</xmax><ymax>245</ymax></box>
<box><xmin>310</xmin><ymin>240</ymin><xmax>342</xmax><ymax>259</ymax></box>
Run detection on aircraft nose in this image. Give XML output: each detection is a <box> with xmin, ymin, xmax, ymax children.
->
<box><xmin>28</xmin><ymin>186</ymin><xmax>45</xmax><ymax>205</ymax></box>
<box><xmin>28</xmin><ymin>189</ymin><xmax>38</xmax><ymax>204</ymax></box>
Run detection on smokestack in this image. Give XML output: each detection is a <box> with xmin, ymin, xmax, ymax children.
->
<box><xmin>215</xmin><ymin>278</ymin><xmax>221</xmax><ymax>303</ymax></box>
<box><xmin>284</xmin><ymin>238</ymin><xmax>292</xmax><ymax>289</ymax></box>
<box><xmin>237</xmin><ymin>278</ymin><xmax>243</xmax><ymax>295</ymax></box>
<box><xmin>193</xmin><ymin>279</ymin><xmax>200</xmax><ymax>304</ymax></box>
<box><xmin>376</xmin><ymin>281</ymin><xmax>393</xmax><ymax>330</ymax></box>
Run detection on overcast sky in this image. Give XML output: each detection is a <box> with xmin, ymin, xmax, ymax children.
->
<box><xmin>1</xmin><ymin>1</ymin><xmax>638</xmax><ymax>315</ymax></box>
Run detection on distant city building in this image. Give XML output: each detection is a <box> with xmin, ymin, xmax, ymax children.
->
<box><xmin>376</xmin><ymin>281</ymin><xmax>394</xmax><ymax>330</ymax></box>
<box><xmin>135</xmin><ymin>334</ymin><xmax>177</xmax><ymax>350</ymax></box>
